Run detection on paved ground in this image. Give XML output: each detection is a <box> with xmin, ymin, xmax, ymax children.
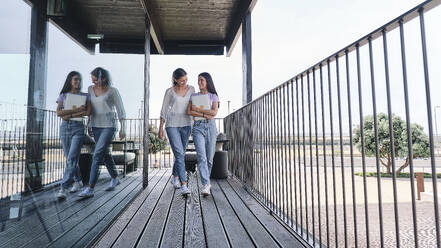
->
<box><xmin>254</xmin><ymin>154</ymin><xmax>441</xmax><ymax>247</ymax></box>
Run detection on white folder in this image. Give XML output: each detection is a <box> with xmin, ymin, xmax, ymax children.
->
<box><xmin>65</xmin><ymin>93</ymin><xmax>87</xmax><ymax>121</ymax></box>
<box><xmin>191</xmin><ymin>94</ymin><xmax>211</xmax><ymax>121</ymax></box>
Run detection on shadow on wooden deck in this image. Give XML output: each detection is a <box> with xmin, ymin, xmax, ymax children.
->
<box><xmin>92</xmin><ymin>170</ymin><xmax>306</xmax><ymax>248</ymax></box>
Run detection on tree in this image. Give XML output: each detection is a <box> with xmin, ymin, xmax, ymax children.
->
<box><xmin>353</xmin><ymin>113</ymin><xmax>429</xmax><ymax>174</ymax></box>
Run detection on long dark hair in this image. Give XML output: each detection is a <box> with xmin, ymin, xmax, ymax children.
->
<box><xmin>172</xmin><ymin>68</ymin><xmax>187</xmax><ymax>86</ymax></box>
<box><xmin>60</xmin><ymin>71</ymin><xmax>82</xmax><ymax>94</ymax></box>
<box><xmin>199</xmin><ymin>72</ymin><xmax>220</xmax><ymax>108</ymax></box>
<box><xmin>199</xmin><ymin>72</ymin><xmax>218</xmax><ymax>96</ymax></box>
<box><xmin>91</xmin><ymin>67</ymin><xmax>111</xmax><ymax>86</ymax></box>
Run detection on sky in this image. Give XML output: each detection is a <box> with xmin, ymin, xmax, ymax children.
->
<box><xmin>1</xmin><ymin>0</ymin><xmax>441</xmax><ymax>135</ymax></box>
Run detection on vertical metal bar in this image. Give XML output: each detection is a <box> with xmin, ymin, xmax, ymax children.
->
<box><xmin>320</xmin><ymin>64</ymin><xmax>330</xmax><ymax>248</ymax></box>
<box><xmin>271</xmin><ymin>90</ymin><xmax>276</xmax><ymax>212</ymax></box>
<box><xmin>419</xmin><ymin>9</ymin><xmax>440</xmax><ymax>248</ymax></box>
<box><xmin>263</xmin><ymin>94</ymin><xmax>271</xmax><ymax>206</ymax></box>
<box><xmin>345</xmin><ymin>50</ymin><xmax>358</xmax><ymax>248</ymax></box>
<box><xmin>301</xmin><ymin>75</ymin><xmax>309</xmax><ymax>239</ymax></box>
<box><xmin>307</xmin><ymin>71</ymin><xmax>315</xmax><ymax>244</ymax></box>
<box><xmin>382</xmin><ymin>29</ymin><xmax>400</xmax><ymax>248</ymax></box>
<box><xmin>356</xmin><ymin>44</ymin><xmax>370</xmax><ymax>247</ymax></box>
<box><xmin>276</xmin><ymin>88</ymin><xmax>282</xmax><ymax>216</ymax></box>
<box><xmin>292</xmin><ymin>78</ymin><xmax>299</xmax><ymax>229</ymax></box>
<box><xmin>313</xmin><ymin>69</ymin><xmax>323</xmax><ymax>247</ymax></box>
<box><xmin>399</xmin><ymin>20</ymin><xmax>419</xmax><ymax>248</ymax></box>
<box><xmin>327</xmin><ymin>60</ymin><xmax>339</xmax><ymax>247</ymax></box>
<box><xmin>287</xmin><ymin>80</ymin><xmax>294</xmax><ymax>227</ymax></box>
<box><xmin>296</xmin><ymin>77</ymin><xmax>303</xmax><ymax>233</ymax></box>
<box><xmin>368</xmin><ymin>37</ymin><xmax>385</xmax><ymax>248</ymax></box>
<box><xmin>283</xmin><ymin>85</ymin><xmax>289</xmax><ymax>222</ymax></box>
<box><xmin>336</xmin><ymin>55</ymin><xmax>348</xmax><ymax>248</ymax></box>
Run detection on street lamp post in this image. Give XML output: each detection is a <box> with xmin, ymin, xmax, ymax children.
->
<box><xmin>435</xmin><ymin>106</ymin><xmax>440</xmax><ymax>147</ymax></box>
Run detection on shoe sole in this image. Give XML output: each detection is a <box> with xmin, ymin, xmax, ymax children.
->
<box><xmin>78</xmin><ymin>194</ymin><xmax>94</xmax><ymax>198</ymax></box>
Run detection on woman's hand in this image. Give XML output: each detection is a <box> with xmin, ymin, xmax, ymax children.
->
<box><xmin>192</xmin><ymin>105</ymin><xmax>201</xmax><ymax>113</ymax></box>
<box><xmin>119</xmin><ymin>130</ymin><xmax>126</xmax><ymax>140</ymax></box>
<box><xmin>62</xmin><ymin>114</ymin><xmax>71</xmax><ymax>121</ymax></box>
<box><xmin>205</xmin><ymin>114</ymin><xmax>214</xmax><ymax>120</ymax></box>
<box><xmin>158</xmin><ymin>128</ymin><xmax>164</xmax><ymax>139</ymax></box>
<box><xmin>78</xmin><ymin>105</ymin><xmax>87</xmax><ymax>112</ymax></box>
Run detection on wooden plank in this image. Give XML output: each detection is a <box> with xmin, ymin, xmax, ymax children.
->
<box><xmin>111</xmin><ymin>170</ymin><xmax>171</xmax><ymax>248</ymax></box>
<box><xmin>13</xmin><ymin>172</ymin><xmax>154</xmax><ymax>248</ymax></box>
<box><xmin>0</xmin><ymin>172</ymin><xmax>131</xmax><ymax>240</ymax></box>
<box><xmin>136</xmin><ymin>175</ymin><xmax>175</xmax><ymax>247</ymax></box>
<box><xmin>210</xmin><ymin>180</ymin><xmax>254</xmax><ymax>247</ymax></box>
<box><xmin>198</xmin><ymin>174</ymin><xmax>229</xmax><ymax>248</ymax></box>
<box><xmin>217</xmin><ymin>179</ymin><xmax>278</xmax><ymax>247</ymax></box>
<box><xmin>0</xmin><ymin>173</ymin><xmax>141</xmax><ymax>248</ymax></box>
<box><xmin>184</xmin><ymin>172</ymin><xmax>206</xmax><ymax>248</ymax></box>
<box><xmin>226</xmin><ymin>178</ymin><xmax>305</xmax><ymax>248</ymax></box>
<box><xmin>49</xmin><ymin>178</ymin><xmax>144</xmax><ymax>247</ymax></box>
<box><xmin>159</xmin><ymin>177</ymin><xmax>186</xmax><ymax>248</ymax></box>
<box><xmin>92</xmin><ymin>169</ymin><xmax>168</xmax><ymax>248</ymax></box>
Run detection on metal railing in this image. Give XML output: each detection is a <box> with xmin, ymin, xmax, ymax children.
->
<box><xmin>147</xmin><ymin>118</ymin><xmax>224</xmax><ymax>169</ymax></box>
<box><xmin>225</xmin><ymin>0</ymin><xmax>441</xmax><ymax>247</ymax></box>
<box><xmin>0</xmin><ymin>101</ymin><xmax>224</xmax><ymax>200</ymax></box>
<box><xmin>0</xmin><ymin>105</ymin><xmax>64</xmax><ymax>199</ymax></box>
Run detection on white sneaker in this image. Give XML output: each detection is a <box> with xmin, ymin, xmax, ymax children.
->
<box><xmin>57</xmin><ymin>188</ymin><xmax>67</xmax><ymax>200</ymax></box>
<box><xmin>70</xmin><ymin>181</ymin><xmax>83</xmax><ymax>193</ymax></box>
<box><xmin>170</xmin><ymin>177</ymin><xmax>181</xmax><ymax>189</ymax></box>
<box><xmin>106</xmin><ymin>177</ymin><xmax>120</xmax><ymax>191</ymax></box>
<box><xmin>201</xmin><ymin>184</ymin><xmax>211</xmax><ymax>196</ymax></box>
<box><xmin>181</xmin><ymin>184</ymin><xmax>190</xmax><ymax>196</ymax></box>
<box><xmin>78</xmin><ymin>187</ymin><xmax>94</xmax><ymax>198</ymax></box>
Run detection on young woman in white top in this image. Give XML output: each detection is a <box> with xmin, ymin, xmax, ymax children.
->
<box><xmin>159</xmin><ymin>68</ymin><xmax>195</xmax><ymax>195</ymax></box>
<box><xmin>79</xmin><ymin>67</ymin><xmax>126</xmax><ymax>198</ymax></box>
<box><xmin>56</xmin><ymin>71</ymin><xmax>91</xmax><ymax>199</ymax></box>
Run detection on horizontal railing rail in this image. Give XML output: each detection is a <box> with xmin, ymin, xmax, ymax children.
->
<box><xmin>225</xmin><ymin>0</ymin><xmax>441</xmax><ymax>247</ymax></box>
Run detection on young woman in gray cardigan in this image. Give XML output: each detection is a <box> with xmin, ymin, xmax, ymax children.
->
<box><xmin>159</xmin><ymin>68</ymin><xmax>195</xmax><ymax>196</ymax></box>
<box><xmin>79</xmin><ymin>67</ymin><xmax>126</xmax><ymax>198</ymax></box>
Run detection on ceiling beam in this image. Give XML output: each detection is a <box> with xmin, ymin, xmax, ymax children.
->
<box><xmin>139</xmin><ymin>0</ymin><xmax>164</xmax><ymax>55</ymax></box>
<box><xmin>225</xmin><ymin>0</ymin><xmax>257</xmax><ymax>57</ymax></box>
<box><xmin>48</xmin><ymin>5</ymin><xmax>96</xmax><ymax>54</ymax></box>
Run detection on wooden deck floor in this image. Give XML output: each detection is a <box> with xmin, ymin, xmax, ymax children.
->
<box><xmin>93</xmin><ymin>169</ymin><xmax>305</xmax><ymax>248</ymax></box>
<box><xmin>0</xmin><ymin>169</ymin><xmax>145</xmax><ymax>248</ymax></box>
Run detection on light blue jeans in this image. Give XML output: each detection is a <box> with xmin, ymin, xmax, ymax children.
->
<box><xmin>60</xmin><ymin>120</ymin><xmax>84</xmax><ymax>189</ymax></box>
<box><xmin>89</xmin><ymin>127</ymin><xmax>118</xmax><ymax>186</ymax></box>
<box><xmin>166</xmin><ymin>126</ymin><xmax>191</xmax><ymax>183</ymax></box>
<box><xmin>192</xmin><ymin>120</ymin><xmax>217</xmax><ymax>186</ymax></box>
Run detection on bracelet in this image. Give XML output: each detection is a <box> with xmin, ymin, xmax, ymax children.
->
<box><xmin>202</xmin><ymin>113</ymin><xmax>205</xmax><ymax>118</ymax></box>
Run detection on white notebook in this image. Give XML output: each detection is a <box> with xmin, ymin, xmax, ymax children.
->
<box><xmin>65</xmin><ymin>93</ymin><xmax>87</xmax><ymax>122</ymax></box>
<box><xmin>191</xmin><ymin>94</ymin><xmax>211</xmax><ymax>121</ymax></box>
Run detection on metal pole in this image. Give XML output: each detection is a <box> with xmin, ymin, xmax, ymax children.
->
<box><xmin>434</xmin><ymin>106</ymin><xmax>439</xmax><ymax>146</ymax></box>
<box><xmin>142</xmin><ymin>14</ymin><xmax>151</xmax><ymax>188</ymax></box>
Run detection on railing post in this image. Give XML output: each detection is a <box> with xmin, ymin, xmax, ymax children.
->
<box><xmin>25</xmin><ymin>0</ymin><xmax>48</xmax><ymax>191</ymax></box>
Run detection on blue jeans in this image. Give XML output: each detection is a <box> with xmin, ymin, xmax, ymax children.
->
<box><xmin>192</xmin><ymin>120</ymin><xmax>217</xmax><ymax>186</ymax></box>
<box><xmin>166</xmin><ymin>126</ymin><xmax>191</xmax><ymax>183</ymax></box>
<box><xmin>89</xmin><ymin>127</ymin><xmax>118</xmax><ymax>186</ymax></box>
<box><xmin>60</xmin><ymin>120</ymin><xmax>85</xmax><ymax>189</ymax></box>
